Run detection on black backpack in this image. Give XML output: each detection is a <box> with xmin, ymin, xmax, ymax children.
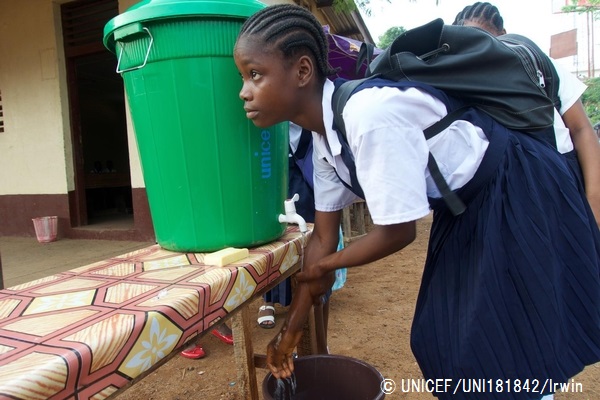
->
<box><xmin>332</xmin><ymin>19</ymin><xmax>561</xmax><ymax>215</ymax></box>
<box><xmin>335</xmin><ymin>19</ymin><xmax>560</xmax><ymax>138</ymax></box>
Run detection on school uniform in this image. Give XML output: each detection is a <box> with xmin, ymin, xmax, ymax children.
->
<box><xmin>312</xmin><ymin>78</ymin><xmax>600</xmax><ymax>399</ymax></box>
<box><xmin>551</xmin><ymin>60</ymin><xmax>587</xmax><ymax>189</ymax></box>
<box><xmin>551</xmin><ymin>59</ymin><xmax>587</xmax><ymax>154</ymax></box>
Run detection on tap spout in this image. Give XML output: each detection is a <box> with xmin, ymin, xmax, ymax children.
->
<box><xmin>278</xmin><ymin>193</ymin><xmax>308</xmax><ymax>233</ymax></box>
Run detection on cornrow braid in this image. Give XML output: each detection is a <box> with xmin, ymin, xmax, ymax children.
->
<box><xmin>237</xmin><ymin>4</ymin><xmax>337</xmax><ymax>79</ymax></box>
<box><xmin>452</xmin><ymin>2</ymin><xmax>504</xmax><ymax>36</ymax></box>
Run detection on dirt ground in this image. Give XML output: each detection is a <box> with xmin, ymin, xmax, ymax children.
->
<box><xmin>110</xmin><ymin>214</ymin><xmax>600</xmax><ymax>400</ymax></box>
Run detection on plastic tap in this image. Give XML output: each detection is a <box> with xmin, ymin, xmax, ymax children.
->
<box><xmin>278</xmin><ymin>193</ymin><xmax>308</xmax><ymax>233</ymax></box>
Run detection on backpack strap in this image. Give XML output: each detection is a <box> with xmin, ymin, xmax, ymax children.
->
<box><xmin>332</xmin><ymin>78</ymin><xmax>369</xmax><ymax>198</ymax></box>
<box><xmin>335</xmin><ymin>129</ymin><xmax>365</xmax><ymax>199</ymax></box>
<box><xmin>332</xmin><ymin>79</ymin><xmax>467</xmax><ymax>216</ymax></box>
<box><xmin>356</xmin><ymin>42</ymin><xmax>376</xmax><ymax>77</ymax></box>
<box><xmin>332</xmin><ymin>77</ymin><xmax>372</xmax><ymax>140</ymax></box>
<box><xmin>423</xmin><ymin>106</ymin><xmax>471</xmax><ymax>140</ymax></box>
<box><xmin>423</xmin><ymin>110</ymin><xmax>469</xmax><ymax>216</ymax></box>
<box><xmin>294</xmin><ymin>128</ymin><xmax>312</xmax><ymax>159</ymax></box>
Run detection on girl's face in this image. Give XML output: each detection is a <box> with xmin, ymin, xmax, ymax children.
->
<box><xmin>234</xmin><ymin>36</ymin><xmax>301</xmax><ymax>128</ymax></box>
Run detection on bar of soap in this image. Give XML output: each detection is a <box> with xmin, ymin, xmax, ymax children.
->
<box><xmin>204</xmin><ymin>247</ymin><xmax>249</xmax><ymax>267</ymax></box>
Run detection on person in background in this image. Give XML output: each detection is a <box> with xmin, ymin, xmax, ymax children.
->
<box><xmin>453</xmin><ymin>1</ymin><xmax>600</xmax><ymax>226</ymax></box>
<box><xmin>232</xmin><ymin>4</ymin><xmax>600</xmax><ymax>399</ymax></box>
<box><xmin>257</xmin><ymin>122</ymin><xmax>315</xmax><ymax>329</ymax></box>
<box><xmin>258</xmin><ymin>122</ymin><xmax>346</xmax><ymax>352</ymax></box>
<box><xmin>91</xmin><ymin>161</ymin><xmax>103</xmax><ymax>173</ymax></box>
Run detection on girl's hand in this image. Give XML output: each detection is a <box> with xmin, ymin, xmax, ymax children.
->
<box><xmin>266</xmin><ymin>328</ymin><xmax>303</xmax><ymax>379</ymax></box>
<box><xmin>295</xmin><ymin>264</ymin><xmax>335</xmax><ymax>305</ymax></box>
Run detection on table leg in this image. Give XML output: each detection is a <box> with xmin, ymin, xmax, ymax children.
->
<box><xmin>232</xmin><ymin>306</ymin><xmax>260</xmax><ymax>400</ymax></box>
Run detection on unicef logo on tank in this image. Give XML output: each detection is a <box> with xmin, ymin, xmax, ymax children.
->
<box><xmin>254</xmin><ymin>129</ymin><xmax>272</xmax><ymax>179</ymax></box>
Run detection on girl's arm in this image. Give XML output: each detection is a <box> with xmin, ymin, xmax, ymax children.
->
<box><xmin>266</xmin><ymin>209</ymin><xmax>341</xmax><ymax>378</ymax></box>
<box><xmin>299</xmin><ymin>219</ymin><xmax>417</xmax><ymax>282</ymax></box>
<box><xmin>563</xmin><ymin>99</ymin><xmax>600</xmax><ymax>225</ymax></box>
<box><xmin>266</xmin><ymin>208</ymin><xmax>417</xmax><ymax>378</ymax></box>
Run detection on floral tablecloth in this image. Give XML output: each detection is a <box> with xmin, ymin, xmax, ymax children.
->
<box><xmin>0</xmin><ymin>226</ymin><xmax>308</xmax><ymax>399</ymax></box>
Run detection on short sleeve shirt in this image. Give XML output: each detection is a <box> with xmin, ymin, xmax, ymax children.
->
<box><xmin>312</xmin><ymin>79</ymin><xmax>489</xmax><ymax>225</ymax></box>
<box><xmin>551</xmin><ymin>59</ymin><xmax>587</xmax><ymax>153</ymax></box>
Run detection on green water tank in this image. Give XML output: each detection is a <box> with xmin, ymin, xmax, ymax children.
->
<box><xmin>103</xmin><ymin>0</ymin><xmax>288</xmax><ymax>252</ymax></box>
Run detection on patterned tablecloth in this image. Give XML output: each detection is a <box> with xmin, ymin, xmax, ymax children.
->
<box><xmin>0</xmin><ymin>226</ymin><xmax>308</xmax><ymax>399</ymax></box>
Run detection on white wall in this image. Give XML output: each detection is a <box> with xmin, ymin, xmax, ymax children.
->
<box><xmin>0</xmin><ymin>0</ymin><xmax>149</xmax><ymax>194</ymax></box>
<box><xmin>0</xmin><ymin>0</ymin><xmax>71</xmax><ymax>195</ymax></box>
<box><xmin>0</xmin><ymin>0</ymin><xmax>327</xmax><ymax>196</ymax></box>
<box><xmin>117</xmin><ymin>0</ymin><xmax>145</xmax><ymax>189</ymax></box>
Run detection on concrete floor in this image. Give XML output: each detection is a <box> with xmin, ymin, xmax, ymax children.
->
<box><xmin>0</xmin><ymin>236</ymin><xmax>154</xmax><ymax>288</ymax></box>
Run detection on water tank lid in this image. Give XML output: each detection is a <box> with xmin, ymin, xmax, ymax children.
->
<box><xmin>103</xmin><ymin>0</ymin><xmax>265</xmax><ymax>52</ymax></box>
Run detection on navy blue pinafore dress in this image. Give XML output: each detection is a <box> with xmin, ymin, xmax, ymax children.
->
<box><xmin>334</xmin><ymin>78</ymin><xmax>600</xmax><ymax>400</ymax></box>
<box><xmin>412</xmin><ymin>97</ymin><xmax>600</xmax><ymax>400</ymax></box>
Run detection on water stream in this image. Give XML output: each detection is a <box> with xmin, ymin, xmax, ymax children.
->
<box><xmin>274</xmin><ymin>375</ymin><xmax>297</xmax><ymax>400</ymax></box>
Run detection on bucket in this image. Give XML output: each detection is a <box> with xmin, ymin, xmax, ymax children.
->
<box><xmin>262</xmin><ymin>354</ymin><xmax>385</xmax><ymax>400</ymax></box>
<box><xmin>32</xmin><ymin>216</ymin><xmax>58</xmax><ymax>243</ymax></box>
<box><xmin>103</xmin><ymin>0</ymin><xmax>288</xmax><ymax>252</ymax></box>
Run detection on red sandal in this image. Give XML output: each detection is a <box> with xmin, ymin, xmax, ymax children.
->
<box><xmin>211</xmin><ymin>329</ymin><xmax>234</xmax><ymax>345</ymax></box>
<box><xmin>180</xmin><ymin>345</ymin><xmax>206</xmax><ymax>359</ymax></box>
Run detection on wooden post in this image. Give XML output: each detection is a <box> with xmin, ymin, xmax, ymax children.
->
<box><xmin>231</xmin><ymin>306</ymin><xmax>259</xmax><ymax>400</ymax></box>
<box><xmin>342</xmin><ymin>206</ymin><xmax>352</xmax><ymax>241</ymax></box>
<box><xmin>355</xmin><ymin>201</ymin><xmax>366</xmax><ymax>235</ymax></box>
<box><xmin>342</xmin><ymin>200</ymin><xmax>370</xmax><ymax>242</ymax></box>
<box><xmin>295</xmin><ymin>306</ymin><xmax>318</xmax><ymax>357</ymax></box>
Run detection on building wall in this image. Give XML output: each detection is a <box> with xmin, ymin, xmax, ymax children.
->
<box><xmin>119</xmin><ymin>0</ymin><xmax>145</xmax><ymax>190</ymax></box>
<box><xmin>0</xmin><ymin>0</ymin><xmax>72</xmax><ymax>195</ymax></box>
<box><xmin>0</xmin><ymin>0</ymin><xmax>360</xmax><ymax>239</ymax></box>
<box><xmin>0</xmin><ymin>0</ymin><xmax>291</xmax><ymax>194</ymax></box>
<box><xmin>0</xmin><ymin>0</ymin><xmax>151</xmax><ymax>239</ymax></box>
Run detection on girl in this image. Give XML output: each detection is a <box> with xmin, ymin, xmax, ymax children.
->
<box><xmin>453</xmin><ymin>2</ymin><xmax>600</xmax><ymax>226</ymax></box>
<box><xmin>233</xmin><ymin>4</ymin><xmax>600</xmax><ymax>399</ymax></box>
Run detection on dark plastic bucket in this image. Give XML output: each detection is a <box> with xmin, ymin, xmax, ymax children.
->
<box><xmin>262</xmin><ymin>354</ymin><xmax>385</xmax><ymax>400</ymax></box>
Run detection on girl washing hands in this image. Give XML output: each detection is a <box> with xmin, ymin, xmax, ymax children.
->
<box><xmin>233</xmin><ymin>4</ymin><xmax>600</xmax><ymax>399</ymax></box>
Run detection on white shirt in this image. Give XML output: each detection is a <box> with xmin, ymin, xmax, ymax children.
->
<box><xmin>312</xmin><ymin>79</ymin><xmax>489</xmax><ymax>225</ymax></box>
<box><xmin>551</xmin><ymin>59</ymin><xmax>587</xmax><ymax>154</ymax></box>
<box><xmin>289</xmin><ymin>121</ymin><xmax>303</xmax><ymax>154</ymax></box>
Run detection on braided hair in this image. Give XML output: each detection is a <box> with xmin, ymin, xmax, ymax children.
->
<box><xmin>237</xmin><ymin>4</ymin><xmax>337</xmax><ymax>79</ymax></box>
<box><xmin>453</xmin><ymin>2</ymin><xmax>505</xmax><ymax>36</ymax></box>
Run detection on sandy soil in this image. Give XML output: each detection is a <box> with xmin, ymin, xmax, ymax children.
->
<box><xmin>112</xmin><ymin>214</ymin><xmax>600</xmax><ymax>400</ymax></box>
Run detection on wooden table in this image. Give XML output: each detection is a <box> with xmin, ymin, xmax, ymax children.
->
<box><xmin>0</xmin><ymin>226</ymin><xmax>311</xmax><ymax>400</ymax></box>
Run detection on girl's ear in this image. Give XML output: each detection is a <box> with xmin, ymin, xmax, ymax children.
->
<box><xmin>297</xmin><ymin>55</ymin><xmax>314</xmax><ymax>88</ymax></box>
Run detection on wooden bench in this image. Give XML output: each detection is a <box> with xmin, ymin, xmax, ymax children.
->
<box><xmin>0</xmin><ymin>226</ymin><xmax>313</xmax><ymax>400</ymax></box>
